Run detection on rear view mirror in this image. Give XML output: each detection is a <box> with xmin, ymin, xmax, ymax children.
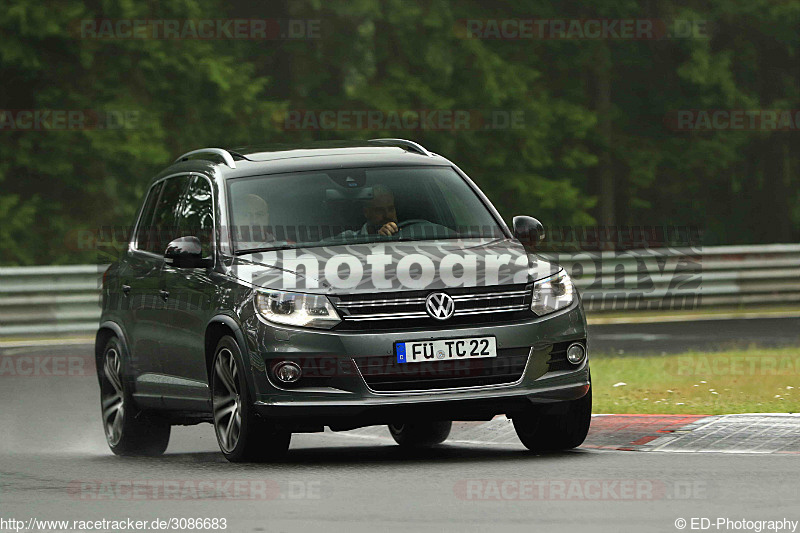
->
<box><xmin>164</xmin><ymin>236</ymin><xmax>212</xmax><ymax>268</ymax></box>
<box><xmin>325</xmin><ymin>187</ymin><xmax>374</xmax><ymax>201</ymax></box>
<box><xmin>512</xmin><ymin>216</ymin><xmax>545</xmax><ymax>249</ymax></box>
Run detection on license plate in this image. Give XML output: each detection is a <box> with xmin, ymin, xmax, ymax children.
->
<box><xmin>396</xmin><ymin>336</ymin><xmax>497</xmax><ymax>364</ymax></box>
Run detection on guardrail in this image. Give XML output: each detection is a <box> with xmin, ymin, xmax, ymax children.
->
<box><xmin>1</xmin><ymin>244</ymin><xmax>798</xmax><ymax>338</ymax></box>
<box><xmin>0</xmin><ymin>265</ymin><xmax>105</xmax><ymax>337</ymax></box>
<box><xmin>540</xmin><ymin>243</ymin><xmax>800</xmax><ymax>311</ymax></box>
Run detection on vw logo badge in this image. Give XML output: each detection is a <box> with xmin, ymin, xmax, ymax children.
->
<box><xmin>425</xmin><ymin>292</ymin><xmax>455</xmax><ymax>320</ymax></box>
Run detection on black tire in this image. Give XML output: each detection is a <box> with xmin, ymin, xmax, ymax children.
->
<box><xmin>211</xmin><ymin>335</ymin><xmax>291</xmax><ymax>462</ymax></box>
<box><xmin>99</xmin><ymin>336</ymin><xmax>170</xmax><ymax>456</ymax></box>
<box><xmin>388</xmin><ymin>421</ymin><xmax>452</xmax><ymax>448</ymax></box>
<box><xmin>512</xmin><ymin>388</ymin><xmax>592</xmax><ymax>452</ymax></box>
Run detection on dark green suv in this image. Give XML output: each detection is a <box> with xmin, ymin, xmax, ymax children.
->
<box><xmin>96</xmin><ymin>139</ymin><xmax>591</xmax><ymax>462</ymax></box>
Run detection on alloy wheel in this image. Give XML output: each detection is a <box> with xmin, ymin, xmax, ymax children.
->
<box><xmin>101</xmin><ymin>347</ymin><xmax>125</xmax><ymax>446</ymax></box>
<box><xmin>212</xmin><ymin>348</ymin><xmax>242</xmax><ymax>453</ymax></box>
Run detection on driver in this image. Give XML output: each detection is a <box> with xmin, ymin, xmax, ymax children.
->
<box><xmin>362</xmin><ymin>184</ymin><xmax>398</xmax><ymax>236</ymax></box>
<box><xmin>334</xmin><ymin>184</ymin><xmax>402</xmax><ymax>239</ymax></box>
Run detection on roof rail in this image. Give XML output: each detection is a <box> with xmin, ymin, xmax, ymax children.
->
<box><xmin>174</xmin><ymin>148</ymin><xmax>237</xmax><ymax>169</ymax></box>
<box><xmin>368</xmin><ymin>138</ymin><xmax>432</xmax><ymax>157</ymax></box>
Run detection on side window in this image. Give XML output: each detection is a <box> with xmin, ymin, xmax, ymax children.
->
<box><xmin>134</xmin><ymin>182</ymin><xmax>163</xmax><ymax>252</ymax></box>
<box><xmin>177</xmin><ymin>175</ymin><xmax>214</xmax><ymax>258</ymax></box>
<box><xmin>147</xmin><ymin>176</ymin><xmax>190</xmax><ymax>254</ymax></box>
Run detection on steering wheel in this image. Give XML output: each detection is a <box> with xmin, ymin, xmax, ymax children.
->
<box><xmin>395</xmin><ymin>219</ymin><xmax>430</xmax><ymax>232</ymax></box>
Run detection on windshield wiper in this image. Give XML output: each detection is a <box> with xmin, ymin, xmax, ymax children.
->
<box><xmin>234</xmin><ymin>245</ymin><xmax>297</xmax><ymax>255</ymax></box>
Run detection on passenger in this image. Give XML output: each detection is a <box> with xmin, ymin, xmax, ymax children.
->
<box><xmin>237</xmin><ymin>193</ymin><xmax>275</xmax><ymax>248</ymax></box>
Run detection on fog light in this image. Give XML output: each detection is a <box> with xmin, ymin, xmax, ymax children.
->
<box><xmin>273</xmin><ymin>361</ymin><xmax>302</xmax><ymax>383</ymax></box>
<box><xmin>566</xmin><ymin>343</ymin><xmax>586</xmax><ymax>365</ymax></box>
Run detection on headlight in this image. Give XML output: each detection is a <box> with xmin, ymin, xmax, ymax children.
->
<box><xmin>254</xmin><ymin>290</ymin><xmax>341</xmax><ymax>329</ymax></box>
<box><xmin>531</xmin><ymin>270</ymin><xmax>575</xmax><ymax>316</ymax></box>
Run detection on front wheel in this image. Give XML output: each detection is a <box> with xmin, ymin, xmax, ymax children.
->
<box><xmin>100</xmin><ymin>336</ymin><xmax>170</xmax><ymax>456</ymax></box>
<box><xmin>388</xmin><ymin>421</ymin><xmax>452</xmax><ymax>448</ymax></box>
<box><xmin>211</xmin><ymin>336</ymin><xmax>291</xmax><ymax>462</ymax></box>
<box><xmin>512</xmin><ymin>388</ymin><xmax>592</xmax><ymax>452</ymax></box>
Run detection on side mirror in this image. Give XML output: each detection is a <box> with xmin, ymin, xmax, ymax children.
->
<box><xmin>164</xmin><ymin>236</ymin><xmax>211</xmax><ymax>268</ymax></box>
<box><xmin>512</xmin><ymin>216</ymin><xmax>545</xmax><ymax>249</ymax></box>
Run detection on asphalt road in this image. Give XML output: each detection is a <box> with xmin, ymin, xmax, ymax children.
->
<box><xmin>1</xmin><ymin>338</ymin><xmax>799</xmax><ymax>532</ymax></box>
<box><xmin>588</xmin><ymin>316</ymin><xmax>800</xmax><ymax>355</ymax></box>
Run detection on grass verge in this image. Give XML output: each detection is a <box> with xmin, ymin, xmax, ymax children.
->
<box><xmin>590</xmin><ymin>346</ymin><xmax>800</xmax><ymax>414</ymax></box>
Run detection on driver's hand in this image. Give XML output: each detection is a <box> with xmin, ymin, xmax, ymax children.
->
<box><xmin>378</xmin><ymin>222</ymin><xmax>398</xmax><ymax>236</ymax></box>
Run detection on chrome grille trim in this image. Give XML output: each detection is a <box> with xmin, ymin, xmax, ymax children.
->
<box><xmin>451</xmin><ymin>304</ymin><xmax>528</xmax><ymax>316</ymax></box>
<box><xmin>338</xmin><ymin>297</ymin><xmax>426</xmax><ymax>308</ymax></box>
<box><xmin>341</xmin><ymin>304</ymin><xmax>529</xmax><ymax>321</ymax></box>
<box><xmin>339</xmin><ymin>312</ymin><xmax>430</xmax><ymax>321</ymax></box>
<box><xmin>333</xmin><ymin>284</ymin><xmax>533</xmax><ymax>323</ymax></box>
<box><xmin>451</xmin><ymin>290</ymin><xmax>528</xmax><ymax>301</ymax></box>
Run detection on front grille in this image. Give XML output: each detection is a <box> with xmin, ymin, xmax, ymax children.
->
<box><xmin>353</xmin><ymin>346</ymin><xmax>530</xmax><ymax>392</ymax></box>
<box><xmin>331</xmin><ymin>284</ymin><xmax>533</xmax><ymax>331</ymax></box>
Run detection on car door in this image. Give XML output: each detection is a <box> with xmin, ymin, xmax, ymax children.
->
<box><xmin>116</xmin><ymin>181</ymin><xmax>163</xmax><ymax>404</ymax></box>
<box><xmin>125</xmin><ymin>175</ymin><xmax>190</xmax><ymax>404</ymax></box>
<box><xmin>161</xmin><ymin>174</ymin><xmax>217</xmax><ymax>409</ymax></box>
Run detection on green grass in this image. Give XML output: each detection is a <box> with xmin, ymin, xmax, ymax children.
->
<box><xmin>590</xmin><ymin>346</ymin><xmax>800</xmax><ymax>414</ymax></box>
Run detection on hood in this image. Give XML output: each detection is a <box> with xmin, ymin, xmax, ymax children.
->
<box><xmin>229</xmin><ymin>238</ymin><xmax>561</xmax><ymax>295</ymax></box>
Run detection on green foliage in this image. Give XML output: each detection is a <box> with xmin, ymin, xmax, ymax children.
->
<box><xmin>1</xmin><ymin>0</ymin><xmax>799</xmax><ymax>265</ymax></box>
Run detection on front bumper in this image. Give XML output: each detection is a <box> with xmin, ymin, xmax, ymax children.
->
<box><xmin>242</xmin><ymin>301</ymin><xmax>589</xmax><ymax>425</ymax></box>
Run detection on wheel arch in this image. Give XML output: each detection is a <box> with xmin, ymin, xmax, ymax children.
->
<box><xmin>95</xmin><ymin>321</ymin><xmax>130</xmax><ymax>386</ymax></box>
<box><xmin>204</xmin><ymin>315</ymin><xmax>256</xmax><ymax>394</ymax></box>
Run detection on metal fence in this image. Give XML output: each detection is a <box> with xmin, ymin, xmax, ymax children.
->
<box><xmin>540</xmin><ymin>243</ymin><xmax>800</xmax><ymax>312</ymax></box>
<box><xmin>1</xmin><ymin>244</ymin><xmax>798</xmax><ymax>338</ymax></box>
<box><xmin>0</xmin><ymin>265</ymin><xmax>104</xmax><ymax>337</ymax></box>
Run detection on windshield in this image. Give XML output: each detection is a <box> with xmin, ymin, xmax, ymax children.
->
<box><xmin>227</xmin><ymin>166</ymin><xmax>505</xmax><ymax>253</ymax></box>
